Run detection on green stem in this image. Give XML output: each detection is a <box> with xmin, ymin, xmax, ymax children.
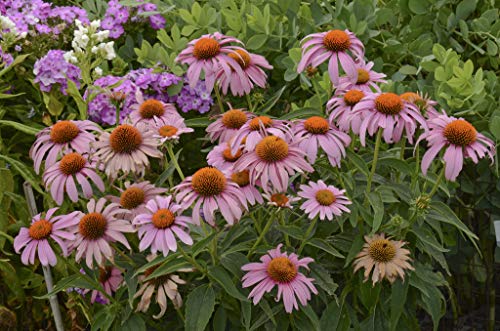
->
<box><xmin>399</xmin><ymin>136</ymin><xmax>406</xmax><ymax>160</ymax></box>
<box><xmin>365</xmin><ymin>128</ymin><xmax>383</xmax><ymax>203</ymax></box>
<box><xmin>115</xmin><ymin>103</ymin><xmax>121</xmax><ymax>126</ymax></box>
<box><xmin>177</xmin><ymin>245</ymin><xmax>207</xmax><ymax>275</ymax></box>
<box><xmin>298</xmin><ymin>217</ymin><xmax>318</xmax><ymax>254</ymax></box>
<box><xmin>166</xmin><ymin>143</ymin><xmax>184</xmax><ymax>180</ymax></box>
<box><xmin>279</xmin><ymin>211</ymin><xmax>291</xmax><ymax>247</ymax></box>
<box><xmin>245</xmin><ymin>93</ymin><xmax>253</xmax><ymax>112</ymax></box>
<box><xmin>428</xmin><ymin>167</ymin><xmax>445</xmax><ymax>198</ymax></box>
<box><xmin>214</xmin><ymin>84</ymin><xmax>224</xmax><ymax>112</ymax></box>
<box><xmin>247</xmin><ymin>217</ymin><xmax>274</xmax><ymax>258</ymax></box>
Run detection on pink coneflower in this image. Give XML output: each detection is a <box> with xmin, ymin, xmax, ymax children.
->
<box><xmin>135</xmin><ymin>258</ymin><xmax>188</xmax><ymax>319</ymax></box>
<box><xmin>336</xmin><ymin>60</ymin><xmax>386</xmax><ymax>93</ymax></box>
<box><xmin>297</xmin><ymin>29</ymin><xmax>364</xmax><ymax>85</ymax></box>
<box><xmin>73</xmin><ymin>198</ymin><xmax>135</xmax><ymax>268</ymax></box>
<box><xmin>327</xmin><ymin>89</ymin><xmax>366</xmax><ymax>133</ymax></box>
<box><xmin>400</xmin><ymin>92</ymin><xmax>439</xmax><ymax>119</ymax></box>
<box><xmin>227</xmin><ymin>170</ymin><xmax>263</xmax><ymax>206</ymax></box>
<box><xmin>293</xmin><ymin>116</ymin><xmax>351</xmax><ymax>167</ymax></box>
<box><xmin>153</xmin><ymin>116</ymin><xmax>194</xmax><ymax>143</ymax></box>
<box><xmin>351</xmin><ymin>92</ymin><xmax>428</xmax><ymax>146</ymax></box>
<box><xmin>130</xmin><ymin>90</ymin><xmax>181</xmax><ymax>126</ymax></box>
<box><xmin>241</xmin><ymin>244</ymin><xmax>317</xmax><ymax>313</ymax></box>
<box><xmin>207</xmin><ymin>141</ymin><xmax>244</xmax><ymax>172</ymax></box>
<box><xmin>108</xmin><ymin>181</ymin><xmax>166</xmax><ymax>221</ymax></box>
<box><xmin>93</xmin><ymin>124</ymin><xmax>161</xmax><ymax>178</ymax></box>
<box><xmin>42</xmin><ymin>152</ymin><xmax>105</xmax><ymax>205</ymax></box>
<box><xmin>419</xmin><ymin>114</ymin><xmax>495</xmax><ymax>181</ymax></box>
<box><xmin>175</xmin><ymin>167</ymin><xmax>248</xmax><ymax>226</ymax></box>
<box><xmin>89</xmin><ymin>266</ymin><xmax>123</xmax><ymax>304</ymax></box>
<box><xmin>133</xmin><ymin>196</ymin><xmax>193</xmax><ymax>256</ymax></box>
<box><xmin>298</xmin><ymin>180</ymin><xmax>351</xmax><ymax>221</ymax></box>
<box><xmin>14</xmin><ymin>207</ymin><xmax>79</xmax><ymax>266</ymax></box>
<box><xmin>217</xmin><ymin>49</ymin><xmax>273</xmax><ymax>96</ymax></box>
<box><xmin>230</xmin><ymin>116</ymin><xmax>291</xmax><ymax>154</ymax></box>
<box><xmin>263</xmin><ymin>190</ymin><xmax>300</xmax><ymax>209</ymax></box>
<box><xmin>233</xmin><ymin>136</ymin><xmax>314</xmax><ymax>192</ymax></box>
<box><xmin>176</xmin><ymin>32</ymin><xmax>246</xmax><ymax>92</ymax></box>
<box><xmin>206</xmin><ymin>109</ymin><xmax>255</xmax><ymax>143</ymax></box>
<box><xmin>30</xmin><ymin>120</ymin><xmax>100</xmax><ymax>174</ymax></box>
<box><xmin>353</xmin><ymin>234</ymin><xmax>414</xmax><ymax>285</ymax></box>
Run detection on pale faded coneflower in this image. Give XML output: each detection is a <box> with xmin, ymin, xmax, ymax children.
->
<box><xmin>153</xmin><ymin>116</ymin><xmax>194</xmax><ymax>144</ymax></box>
<box><xmin>133</xmin><ymin>196</ymin><xmax>193</xmax><ymax>257</ymax></box>
<box><xmin>93</xmin><ymin>123</ymin><xmax>161</xmax><ymax>178</ymax></box>
<box><xmin>233</xmin><ymin>135</ymin><xmax>314</xmax><ymax>192</ymax></box>
<box><xmin>297</xmin><ymin>180</ymin><xmax>351</xmax><ymax>221</ymax></box>
<box><xmin>293</xmin><ymin>116</ymin><xmax>351</xmax><ymax>167</ymax></box>
<box><xmin>43</xmin><ymin>152</ymin><xmax>105</xmax><ymax>205</ymax></box>
<box><xmin>229</xmin><ymin>115</ymin><xmax>292</xmax><ymax>155</ymax></box>
<box><xmin>418</xmin><ymin>114</ymin><xmax>495</xmax><ymax>181</ymax></box>
<box><xmin>175</xmin><ymin>32</ymin><xmax>246</xmax><ymax>92</ymax></box>
<box><xmin>297</xmin><ymin>29</ymin><xmax>364</xmax><ymax>85</ymax></box>
<box><xmin>129</xmin><ymin>90</ymin><xmax>182</xmax><ymax>126</ymax></box>
<box><xmin>327</xmin><ymin>89</ymin><xmax>366</xmax><ymax>134</ymax></box>
<box><xmin>207</xmin><ymin>140</ymin><xmax>244</xmax><ymax>173</ymax></box>
<box><xmin>14</xmin><ymin>207</ymin><xmax>79</xmax><ymax>266</ymax></box>
<box><xmin>263</xmin><ymin>190</ymin><xmax>300</xmax><ymax>209</ymax></box>
<box><xmin>175</xmin><ymin>167</ymin><xmax>248</xmax><ymax>226</ymax></box>
<box><xmin>206</xmin><ymin>108</ymin><xmax>255</xmax><ymax>143</ymax></box>
<box><xmin>353</xmin><ymin>233</ymin><xmax>414</xmax><ymax>286</ymax></box>
<box><xmin>30</xmin><ymin>120</ymin><xmax>100</xmax><ymax>174</ymax></box>
<box><xmin>336</xmin><ymin>60</ymin><xmax>386</xmax><ymax>93</ymax></box>
<box><xmin>241</xmin><ymin>244</ymin><xmax>318</xmax><ymax>313</ymax></box>
<box><xmin>351</xmin><ymin>92</ymin><xmax>428</xmax><ymax>146</ymax></box>
<box><xmin>134</xmin><ymin>258</ymin><xmax>189</xmax><ymax>319</ymax></box>
<box><xmin>217</xmin><ymin>49</ymin><xmax>273</xmax><ymax>96</ymax></box>
<box><xmin>107</xmin><ymin>181</ymin><xmax>166</xmax><ymax>221</ymax></box>
<box><xmin>400</xmin><ymin>91</ymin><xmax>439</xmax><ymax>119</ymax></box>
<box><xmin>72</xmin><ymin>198</ymin><xmax>135</xmax><ymax>268</ymax></box>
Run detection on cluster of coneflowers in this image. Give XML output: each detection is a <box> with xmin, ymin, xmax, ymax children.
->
<box><xmin>14</xmin><ymin>26</ymin><xmax>495</xmax><ymax>317</ymax></box>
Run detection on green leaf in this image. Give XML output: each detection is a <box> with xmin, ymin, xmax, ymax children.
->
<box><xmin>185</xmin><ymin>117</ymin><xmax>210</xmax><ymax>127</ymax></box>
<box><xmin>377</xmin><ymin>157</ymin><xmax>412</xmax><ymax>175</ymax></box>
<box><xmin>399</xmin><ymin>65</ymin><xmax>417</xmax><ymax>75</ymax></box>
<box><xmin>320</xmin><ymin>301</ymin><xmax>344</xmax><ymax>331</ymax></box>
<box><xmin>144</xmin><ymin>258</ymin><xmax>192</xmax><ymax>281</ymax></box>
<box><xmin>66</xmin><ymin>78</ymin><xmax>87</xmax><ymax>120</ymax></box>
<box><xmin>307</xmin><ymin>238</ymin><xmax>345</xmax><ymax>258</ymax></box>
<box><xmin>408</xmin><ymin>0</ymin><xmax>428</xmax><ymax>15</ymax></box>
<box><xmin>390</xmin><ymin>280</ymin><xmax>409</xmax><ymax>331</ymax></box>
<box><xmin>185</xmin><ymin>284</ymin><xmax>216</xmax><ymax>331</ymax></box>
<box><xmin>121</xmin><ymin>315</ymin><xmax>146</xmax><ymax>331</ymax></box>
<box><xmin>241</xmin><ymin>300</ymin><xmax>251</xmax><ymax>330</ymax></box>
<box><xmin>208</xmin><ymin>265</ymin><xmax>248</xmax><ymax>301</ymax></box>
<box><xmin>456</xmin><ymin>0</ymin><xmax>477</xmax><ymax>20</ymax></box>
<box><xmin>0</xmin><ymin>155</ymin><xmax>43</xmax><ymax>194</ymax></box>
<box><xmin>310</xmin><ymin>264</ymin><xmax>339</xmax><ymax>296</ymax></box>
<box><xmin>0</xmin><ymin>120</ymin><xmax>41</xmax><ymax>135</ymax></box>
<box><xmin>346</xmin><ymin>150</ymin><xmax>369</xmax><ymax>175</ymax></box>
<box><xmin>489</xmin><ymin>116</ymin><xmax>500</xmax><ymax>140</ymax></box>
<box><xmin>259</xmin><ymin>85</ymin><xmax>287</xmax><ymax>114</ymax></box>
<box><xmin>367</xmin><ymin>191</ymin><xmax>384</xmax><ymax>232</ymax></box>
<box><xmin>246</xmin><ymin>34</ymin><xmax>268</xmax><ymax>50</ymax></box>
<box><xmin>280</xmin><ymin>107</ymin><xmax>322</xmax><ymax>120</ymax></box>
<box><xmin>38</xmin><ymin>274</ymin><xmax>99</xmax><ymax>299</ymax></box>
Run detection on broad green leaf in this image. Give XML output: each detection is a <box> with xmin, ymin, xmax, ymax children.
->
<box><xmin>307</xmin><ymin>238</ymin><xmax>345</xmax><ymax>258</ymax></box>
<box><xmin>246</xmin><ymin>34</ymin><xmax>268</xmax><ymax>50</ymax></box>
<box><xmin>488</xmin><ymin>116</ymin><xmax>500</xmax><ymax>140</ymax></box>
<box><xmin>185</xmin><ymin>284</ymin><xmax>216</xmax><ymax>331</ymax></box>
<box><xmin>208</xmin><ymin>265</ymin><xmax>248</xmax><ymax>301</ymax></box>
<box><xmin>390</xmin><ymin>280</ymin><xmax>409</xmax><ymax>331</ymax></box>
<box><xmin>185</xmin><ymin>117</ymin><xmax>210</xmax><ymax>127</ymax></box>
<box><xmin>280</xmin><ymin>107</ymin><xmax>322</xmax><ymax>120</ymax></box>
<box><xmin>120</xmin><ymin>315</ymin><xmax>146</xmax><ymax>331</ymax></box>
<box><xmin>0</xmin><ymin>155</ymin><xmax>43</xmax><ymax>194</ymax></box>
<box><xmin>0</xmin><ymin>120</ymin><xmax>41</xmax><ymax>135</ymax></box>
<box><xmin>320</xmin><ymin>301</ymin><xmax>344</xmax><ymax>331</ymax></box>
<box><xmin>367</xmin><ymin>191</ymin><xmax>384</xmax><ymax>232</ymax></box>
<box><xmin>346</xmin><ymin>150</ymin><xmax>369</xmax><ymax>175</ymax></box>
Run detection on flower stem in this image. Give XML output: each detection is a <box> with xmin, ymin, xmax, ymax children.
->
<box><xmin>279</xmin><ymin>211</ymin><xmax>291</xmax><ymax>248</ymax></box>
<box><xmin>214</xmin><ymin>84</ymin><xmax>224</xmax><ymax>113</ymax></box>
<box><xmin>166</xmin><ymin>143</ymin><xmax>184</xmax><ymax>180</ymax></box>
<box><xmin>115</xmin><ymin>104</ymin><xmax>120</xmax><ymax>126</ymax></box>
<box><xmin>177</xmin><ymin>245</ymin><xmax>206</xmax><ymax>275</ymax></box>
<box><xmin>365</xmin><ymin>128</ymin><xmax>383</xmax><ymax>201</ymax></box>
<box><xmin>245</xmin><ymin>94</ymin><xmax>253</xmax><ymax>112</ymax></box>
<box><xmin>247</xmin><ymin>216</ymin><xmax>274</xmax><ymax>258</ymax></box>
<box><xmin>298</xmin><ymin>217</ymin><xmax>318</xmax><ymax>255</ymax></box>
<box><xmin>428</xmin><ymin>167</ymin><xmax>445</xmax><ymax>198</ymax></box>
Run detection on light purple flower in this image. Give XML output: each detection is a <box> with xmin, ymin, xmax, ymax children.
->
<box><xmin>33</xmin><ymin>50</ymin><xmax>81</xmax><ymax>94</ymax></box>
<box><xmin>336</xmin><ymin>60</ymin><xmax>386</xmax><ymax>93</ymax></box>
<box><xmin>298</xmin><ymin>180</ymin><xmax>351</xmax><ymax>221</ymax></box>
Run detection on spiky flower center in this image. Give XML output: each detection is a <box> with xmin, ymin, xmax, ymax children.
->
<box><xmin>249</xmin><ymin>116</ymin><xmax>272</xmax><ymax>131</ymax></box>
<box><xmin>120</xmin><ymin>187</ymin><xmax>145</xmax><ymax>210</ymax></box>
<box><xmin>443</xmin><ymin>119</ymin><xmax>477</xmax><ymax>146</ymax></box>
<box><xmin>221</xmin><ymin>109</ymin><xmax>248</xmax><ymax>129</ymax></box>
<box><xmin>375</xmin><ymin>93</ymin><xmax>403</xmax><ymax>115</ymax></box>
<box><xmin>344</xmin><ymin>89</ymin><xmax>365</xmax><ymax>106</ymax></box>
<box><xmin>191</xmin><ymin>167</ymin><xmax>227</xmax><ymax>196</ymax></box>
<box><xmin>315</xmin><ymin>189</ymin><xmax>336</xmax><ymax>206</ymax></box>
<box><xmin>29</xmin><ymin>219</ymin><xmax>52</xmax><ymax>240</ymax></box>
<box><xmin>79</xmin><ymin>212</ymin><xmax>107</xmax><ymax>240</ymax></box>
<box><xmin>193</xmin><ymin>37</ymin><xmax>220</xmax><ymax>60</ymax></box>
<box><xmin>228</xmin><ymin>49</ymin><xmax>251</xmax><ymax>69</ymax></box>
<box><xmin>267</xmin><ymin>256</ymin><xmax>297</xmax><ymax>283</ymax></box>
<box><xmin>109</xmin><ymin>124</ymin><xmax>143</xmax><ymax>154</ymax></box>
<box><xmin>139</xmin><ymin>99</ymin><xmax>165</xmax><ymax>119</ymax></box>
<box><xmin>159</xmin><ymin>125</ymin><xmax>178</xmax><ymax>138</ymax></box>
<box><xmin>231</xmin><ymin>170</ymin><xmax>250</xmax><ymax>187</ymax></box>
<box><xmin>270</xmin><ymin>193</ymin><xmax>289</xmax><ymax>207</ymax></box>
<box><xmin>152</xmin><ymin>209</ymin><xmax>175</xmax><ymax>229</ymax></box>
<box><xmin>50</xmin><ymin>121</ymin><xmax>80</xmax><ymax>144</ymax></box>
<box><xmin>357</xmin><ymin>69</ymin><xmax>370</xmax><ymax>84</ymax></box>
<box><xmin>368</xmin><ymin>239</ymin><xmax>396</xmax><ymax>263</ymax></box>
<box><xmin>222</xmin><ymin>147</ymin><xmax>242</xmax><ymax>162</ymax></box>
<box><xmin>400</xmin><ymin>92</ymin><xmax>420</xmax><ymax>103</ymax></box>
<box><xmin>255</xmin><ymin>136</ymin><xmax>289</xmax><ymax>162</ymax></box>
<box><xmin>304</xmin><ymin>116</ymin><xmax>329</xmax><ymax>134</ymax></box>
<box><xmin>98</xmin><ymin>266</ymin><xmax>114</xmax><ymax>283</ymax></box>
<box><xmin>59</xmin><ymin>152</ymin><xmax>86</xmax><ymax>175</ymax></box>
<box><xmin>323</xmin><ymin>30</ymin><xmax>351</xmax><ymax>52</ymax></box>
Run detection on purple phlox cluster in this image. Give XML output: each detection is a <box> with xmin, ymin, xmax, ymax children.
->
<box><xmin>0</xmin><ymin>46</ymin><xmax>13</xmax><ymax>66</ymax></box>
<box><xmin>33</xmin><ymin>49</ymin><xmax>81</xmax><ymax>94</ymax></box>
<box><xmin>101</xmin><ymin>0</ymin><xmax>165</xmax><ymax>39</ymax></box>
<box><xmin>172</xmin><ymin>80</ymin><xmax>214</xmax><ymax>114</ymax></box>
<box><xmin>1</xmin><ymin>0</ymin><xmax>89</xmax><ymax>35</ymax></box>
